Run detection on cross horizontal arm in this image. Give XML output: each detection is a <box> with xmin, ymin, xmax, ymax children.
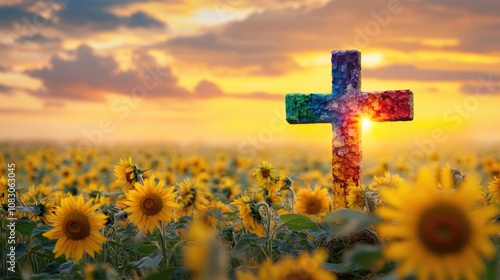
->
<box><xmin>361</xmin><ymin>89</ymin><xmax>414</xmax><ymax>122</ymax></box>
<box><xmin>285</xmin><ymin>93</ymin><xmax>339</xmax><ymax>124</ymax></box>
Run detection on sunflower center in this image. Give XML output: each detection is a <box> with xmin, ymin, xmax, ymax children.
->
<box><xmin>284</xmin><ymin>271</ymin><xmax>312</xmax><ymax>280</ymax></box>
<box><xmin>63</xmin><ymin>210</ymin><xmax>91</xmax><ymax>240</ymax></box>
<box><xmin>261</xmin><ymin>168</ymin><xmax>270</xmax><ymax>178</ymax></box>
<box><xmin>126</xmin><ymin>171</ymin><xmax>135</xmax><ymax>183</ymax></box>
<box><xmin>140</xmin><ymin>193</ymin><xmax>163</xmax><ymax>216</ymax></box>
<box><xmin>305</xmin><ymin>197</ymin><xmax>322</xmax><ymax>214</ymax></box>
<box><xmin>222</xmin><ymin>187</ymin><xmax>232</xmax><ymax>198</ymax></box>
<box><xmin>417</xmin><ymin>203</ymin><xmax>471</xmax><ymax>255</ymax></box>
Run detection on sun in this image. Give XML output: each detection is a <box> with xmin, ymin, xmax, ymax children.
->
<box><xmin>362</xmin><ymin>117</ymin><xmax>373</xmax><ymax>131</ymax></box>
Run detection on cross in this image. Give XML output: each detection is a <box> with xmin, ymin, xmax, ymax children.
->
<box><xmin>285</xmin><ymin>50</ymin><xmax>413</xmax><ymax>209</ymax></box>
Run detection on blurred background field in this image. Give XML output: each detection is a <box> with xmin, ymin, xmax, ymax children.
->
<box><xmin>2</xmin><ymin>141</ymin><xmax>500</xmax><ymax>188</ymax></box>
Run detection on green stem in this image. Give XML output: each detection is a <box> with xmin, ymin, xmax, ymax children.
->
<box><xmin>159</xmin><ymin>222</ymin><xmax>169</xmax><ymax>269</ymax></box>
<box><xmin>268</xmin><ymin>224</ymin><xmax>286</xmax><ymax>262</ymax></box>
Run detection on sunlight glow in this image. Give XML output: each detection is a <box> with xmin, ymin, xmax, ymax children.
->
<box><xmin>362</xmin><ymin>53</ymin><xmax>384</xmax><ymax>68</ymax></box>
<box><xmin>362</xmin><ymin>117</ymin><xmax>373</xmax><ymax>131</ymax></box>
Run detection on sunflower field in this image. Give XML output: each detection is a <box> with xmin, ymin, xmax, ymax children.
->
<box><xmin>0</xmin><ymin>143</ymin><xmax>499</xmax><ymax>280</ymax></box>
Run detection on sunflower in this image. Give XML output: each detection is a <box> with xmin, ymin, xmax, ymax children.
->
<box><xmin>85</xmin><ymin>183</ymin><xmax>113</xmax><ymax>206</ymax></box>
<box><xmin>184</xmin><ymin>219</ymin><xmax>227</xmax><ymax>280</ymax></box>
<box><xmin>369</xmin><ymin>171</ymin><xmax>403</xmax><ymax>190</ymax></box>
<box><xmin>217</xmin><ymin>177</ymin><xmax>240</xmax><ymax>201</ymax></box>
<box><xmin>24</xmin><ymin>184</ymin><xmax>52</xmax><ymax>203</ymax></box>
<box><xmin>114</xmin><ymin>156</ymin><xmax>140</xmax><ymax>190</ymax></box>
<box><xmin>482</xmin><ymin>156</ymin><xmax>498</xmax><ymax>177</ymax></box>
<box><xmin>267</xmin><ymin>249</ymin><xmax>336</xmax><ymax>280</ymax></box>
<box><xmin>298</xmin><ymin>170</ymin><xmax>324</xmax><ymax>186</ymax></box>
<box><xmin>253</xmin><ymin>161</ymin><xmax>279</xmax><ymax>186</ymax></box>
<box><xmin>43</xmin><ymin>195</ymin><xmax>107</xmax><ymax>261</ymax></box>
<box><xmin>58</xmin><ymin>175</ymin><xmax>79</xmax><ymax>196</ymax></box>
<box><xmin>24</xmin><ymin>155</ymin><xmax>38</xmax><ymax>172</ymax></box>
<box><xmin>189</xmin><ymin>155</ymin><xmax>210</xmax><ymax>175</ymax></box>
<box><xmin>377</xmin><ymin>167</ymin><xmax>500</xmax><ymax>279</ymax></box>
<box><xmin>78</xmin><ymin>168</ymin><xmax>99</xmax><ymax>188</ymax></box>
<box><xmin>231</xmin><ymin>195</ymin><xmax>266</xmax><ymax>237</ymax></box>
<box><xmin>347</xmin><ymin>185</ymin><xmax>365</xmax><ymax>211</ymax></box>
<box><xmin>254</xmin><ymin>184</ymin><xmax>281</xmax><ymax>206</ymax></box>
<box><xmin>0</xmin><ymin>176</ymin><xmax>7</xmax><ymax>205</ymax></box>
<box><xmin>177</xmin><ymin>178</ymin><xmax>210</xmax><ymax>215</ymax></box>
<box><xmin>296</xmin><ymin>185</ymin><xmax>330</xmax><ymax>217</ymax></box>
<box><xmin>30</xmin><ymin>199</ymin><xmax>57</xmax><ymax>223</ymax></box>
<box><xmin>123</xmin><ymin>176</ymin><xmax>179</xmax><ymax>234</ymax></box>
<box><xmin>60</xmin><ymin>165</ymin><xmax>74</xmax><ymax>181</ymax></box>
<box><xmin>84</xmin><ymin>263</ymin><xmax>117</xmax><ymax>280</ymax></box>
<box><xmin>488</xmin><ymin>176</ymin><xmax>500</xmax><ymax>204</ymax></box>
<box><xmin>197</xmin><ymin>200</ymin><xmax>232</xmax><ymax>229</ymax></box>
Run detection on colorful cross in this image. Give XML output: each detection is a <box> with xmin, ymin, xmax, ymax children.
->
<box><xmin>285</xmin><ymin>50</ymin><xmax>413</xmax><ymax>209</ymax></box>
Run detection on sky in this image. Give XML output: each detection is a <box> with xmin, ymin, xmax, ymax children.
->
<box><xmin>0</xmin><ymin>0</ymin><xmax>499</xmax><ymax>156</ymax></box>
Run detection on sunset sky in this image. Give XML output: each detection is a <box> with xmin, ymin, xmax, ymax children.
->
<box><xmin>1</xmin><ymin>0</ymin><xmax>499</xmax><ymax>155</ymax></box>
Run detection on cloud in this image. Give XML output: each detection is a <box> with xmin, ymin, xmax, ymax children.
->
<box><xmin>24</xmin><ymin>44</ymin><xmax>282</xmax><ymax>103</ymax></box>
<box><xmin>363</xmin><ymin>64</ymin><xmax>500</xmax><ymax>96</ymax></box>
<box><xmin>0</xmin><ymin>84</ymin><xmax>14</xmax><ymax>95</ymax></box>
<box><xmin>163</xmin><ymin>33</ymin><xmax>301</xmax><ymax>75</ymax></box>
<box><xmin>0</xmin><ymin>0</ymin><xmax>165</xmax><ymax>36</ymax></box>
<box><xmin>364</xmin><ymin>64</ymin><xmax>500</xmax><ymax>82</ymax></box>
<box><xmin>460</xmin><ymin>80</ymin><xmax>500</xmax><ymax>95</ymax></box>
<box><xmin>426</xmin><ymin>0</ymin><xmax>500</xmax><ymax>17</ymax></box>
<box><xmin>26</xmin><ymin>44</ymin><xmax>189</xmax><ymax>101</ymax></box>
<box><xmin>229</xmin><ymin>92</ymin><xmax>283</xmax><ymax>101</ymax></box>
<box><xmin>364</xmin><ymin>64</ymin><xmax>500</xmax><ymax>95</ymax></box>
<box><xmin>193</xmin><ymin>80</ymin><xmax>282</xmax><ymax>100</ymax></box>
<box><xmin>0</xmin><ymin>4</ymin><xmax>45</xmax><ymax>29</ymax></box>
<box><xmin>15</xmin><ymin>33</ymin><xmax>61</xmax><ymax>44</ymax></box>
<box><xmin>0</xmin><ymin>107</ymin><xmax>44</xmax><ymax>115</ymax></box>
<box><xmin>194</xmin><ymin>80</ymin><xmax>225</xmax><ymax>98</ymax></box>
<box><xmin>56</xmin><ymin>1</ymin><xmax>165</xmax><ymax>32</ymax></box>
<box><xmin>157</xmin><ymin>0</ymin><xmax>500</xmax><ymax>76</ymax></box>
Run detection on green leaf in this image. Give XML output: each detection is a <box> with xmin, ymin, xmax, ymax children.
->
<box><xmin>481</xmin><ymin>258</ymin><xmax>499</xmax><ymax>280</ymax></box>
<box><xmin>322</xmin><ymin>209</ymin><xmax>381</xmax><ymax>237</ymax></box>
<box><xmin>15</xmin><ymin>243</ymin><xmax>27</xmax><ymax>259</ymax></box>
<box><xmin>16</xmin><ymin>219</ymin><xmax>37</xmax><ymax>236</ymax></box>
<box><xmin>43</xmin><ymin>262</ymin><xmax>60</xmax><ymax>274</ymax></box>
<box><xmin>345</xmin><ymin>244</ymin><xmax>382</xmax><ymax>270</ymax></box>
<box><xmin>137</xmin><ymin>243</ymin><xmax>158</xmax><ymax>255</ymax></box>
<box><xmin>232</xmin><ymin>239</ymin><xmax>253</xmax><ymax>261</ymax></box>
<box><xmin>16</xmin><ymin>206</ymin><xmax>40</xmax><ymax>215</ymax></box>
<box><xmin>130</xmin><ymin>251</ymin><xmax>163</xmax><ymax>270</ymax></box>
<box><xmin>108</xmin><ymin>240</ymin><xmax>129</xmax><ymax>249</ymax></box>
<box><xmin>31</xmin><ymin>225</ymin><xmax>53</xmax><ymax>243</ymax></box>
<box><xmin>280</xmin><ymin>214</ymin><xmax>319</xmax><ymax>231</ymax></box>
<box><xmin>16</xmin><ymin>274</ymin><xmax>52</xmax><ymax>280</ymax></box>
<box><xmin>143</xmin><ymin>268</ymin><xmax>176</xmax><ymax>280</ymax></box>
<box><xmin>322</xmin><ymin>262</ymin><xmax>352</xmax><ymax>274</ymax></box>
